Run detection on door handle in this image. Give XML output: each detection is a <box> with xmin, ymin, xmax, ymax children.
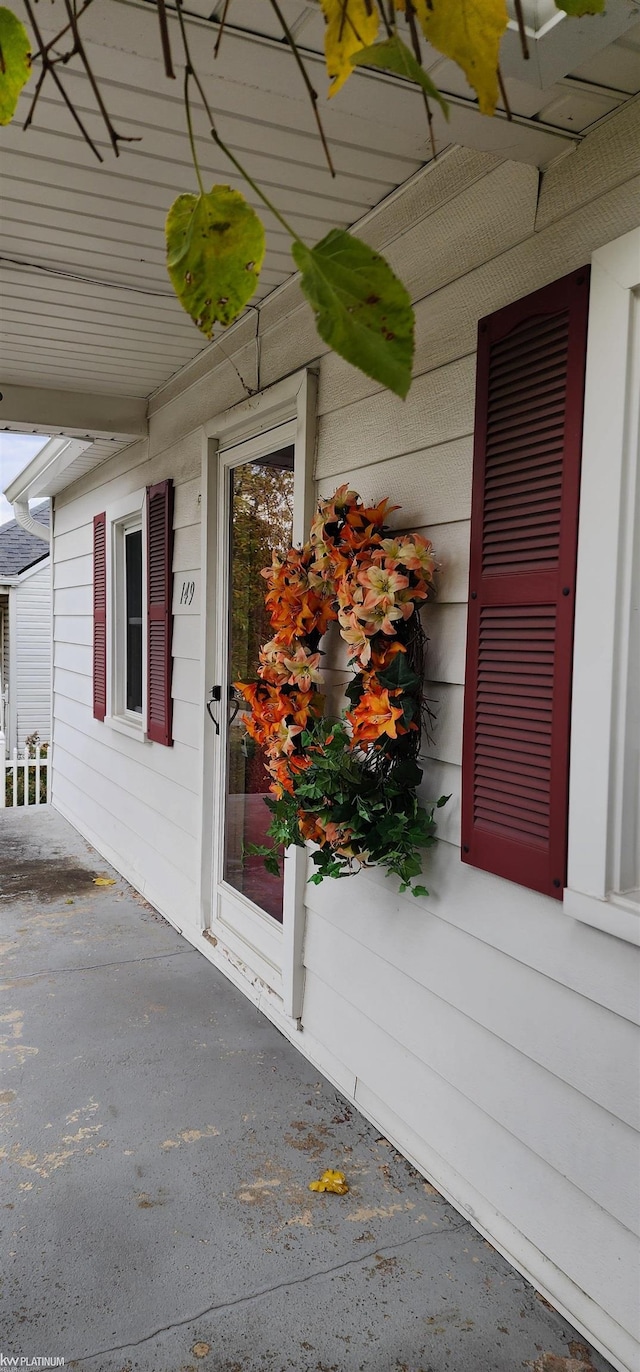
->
<box><xmin>207</xmin><ymin>685</ymin><xmax>243</xmax><ymax>734</ymax></box>
<box><xmin>206</xmin><ymin>685</ymin><xmax>221</xmax><ymax>734</ymax></box>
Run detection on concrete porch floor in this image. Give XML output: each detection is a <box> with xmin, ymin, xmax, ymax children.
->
<box><xmin>0</xmin><ymin>807</ymin><xmax>615</xmax><ymax>1372</ymax></box>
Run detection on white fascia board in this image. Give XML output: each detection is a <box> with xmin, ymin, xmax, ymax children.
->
<box><xmin>3</xmin><ymin>437</ymin><xmax>90</xmax><ymax>503</ymax></box>
<box><xmin>0</xmin><ymin>384</ymin><xmax>147</xmax><ymax>443</ymax></box>
<box><xmin>16</xmin><ymin>556</ymin><xmax>51</xmax><ymax>584</ymax></box>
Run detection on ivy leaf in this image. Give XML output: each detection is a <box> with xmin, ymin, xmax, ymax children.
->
<box><xmin>351</xmin><ymin>35</ymin><xmax>449</xmax><ymax>118</ymax></box>
<box><xmin>377</xmin><ymin>653</ymin><xmax>421</xmax><ymax>692</ymax></box>
<box><xmin>166</xmin><ymin>185</ymin><xmax>265</xmax><ymax>338</ymax></box>
<box><xmin>319</xmin><ymin>0</ymin><xmax>379</xmax><ymax>96</ymax></box>
<box><xmin>292</xmin><ymin>230</ymin><xmax>415</xmax><ymax>400</ymax></box>
<box><xmin>410</xmin><ymin>0</ymin><xmax>508</xmax><ymax>116</ymax></box>
<box><xmin>0</xmin><ymin>7</ymin><xmax>31</xmax><ymax>125</ymax></box>
<box><xmin>554</xmin><ymin>0</ymin><xmax>604</xmax><ymax>10</ymax></box>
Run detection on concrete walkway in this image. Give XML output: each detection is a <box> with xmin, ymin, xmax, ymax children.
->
<box><xmin>0</xmin><ymin>807</ymin><xmax>614</xmax><ymax>1372</ymax></box>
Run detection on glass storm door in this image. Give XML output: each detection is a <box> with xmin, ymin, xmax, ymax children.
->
<box><xmin>211</xmin><ymin>423</ymin><xmax>296</xmax><ymax>990</ymax></box>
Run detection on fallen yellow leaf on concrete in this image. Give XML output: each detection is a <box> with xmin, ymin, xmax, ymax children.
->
<box><xmin>93</xmin><ymin>876</ymin><xmax>116</xmax><ymax>886</ymax></box>
<box><xmin>309</xmin><ymin>1169</ymin><xmax>349</xmax><ymax>1194</ymax></box>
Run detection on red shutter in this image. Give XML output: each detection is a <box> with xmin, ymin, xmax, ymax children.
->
<box><xmin>92</xmin><ymin>511</ymin><xmax>107</xmax><ymax>722</ymax></box>
<box><xmin>462</xmin><ymin>268</ymin><xmax>590</xmax><ymax>899</ymax></box>
<box><xmin>146</xmin><ymin>479</ymin><xmax>174</xmax><ymax>746</ymax></box>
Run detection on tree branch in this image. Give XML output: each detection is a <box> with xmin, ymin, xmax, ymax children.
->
<box><xmin>267</xmin><ymin>0</ymin><xmax>336</xmax><ymax>177</ymax></box>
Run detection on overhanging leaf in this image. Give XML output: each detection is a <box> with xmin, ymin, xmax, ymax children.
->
<box><xmin>292</xmin><ymin>229</ymin><xmax>415</xmax><ymax>400</ymax></box>
<box><xmin>0</xmin><ymin>7</ymin><xmax>31</xmax><ymax>125</ymax></box>
<box><xmin>351</xmin><ymin>35</ymin><xmax>449</xmax><ymax>118</ymax></box>
<box><xmin>319</xmin><ymin>0</ymin><xmax>379</xmax><ymax>96</ymax></box>
<box><xmin>554</xmin><ymin>0</ymin><xmax>604</xmax><ymax>10</ymax></box>
<box><xmin>411</xmin><ymin>0</ymin><xmax>509</xmax><ymax>116</ymax></box>
<box><xmin>166</xmin><ymin>185</ymin><xmax>265</xmax><ymax>338</ymax></box>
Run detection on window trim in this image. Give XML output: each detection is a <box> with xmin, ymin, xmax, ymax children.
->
<box><xmin>565</xmin><ymin>229</ymin><xmax>640</xmax><ymax>946</ymax></box>
<box><xmin>105</xmin><ymin>488</ymin><xmax>149</xmax><ymax>741</ymax></box>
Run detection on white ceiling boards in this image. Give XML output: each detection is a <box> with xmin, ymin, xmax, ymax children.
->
<box><xmin>1</xmin><ymin>0</ymin><xmax>639</xmax><ymax>403</ymax></box>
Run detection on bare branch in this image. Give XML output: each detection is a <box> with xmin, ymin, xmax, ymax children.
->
<box><xmin>267</xmin><ymin>0</ymin><xmax>336</xmax><ymax>177</ymax></box>
<box><xmin>497</xmin><ymin>66</ymin><xmax>512</xmax><ymax>120</ymax></box>
<box><xmin>213</xmin><ymin>0</ymin><xmax>232</xmax><ymax>59</ymax></box>
<box><xmin>156</xmin><ymin>0</ymin><xmax>176</xmax><ymax>79</ymax></box>
<box><xmin>22</xmin><ymin>0</ymin><xmax>104</xmax><ymax>160</ymax></box>
<box><xmin>375</xmin><ymin>0</ymin><xmax>393</xmax><ymax>39</ymax></box>
<box><xmin>31</xmin><ymin>0</ymin><xmax>95</xmax><ymax>62</ymax></box>
<box><xmin>513</xmin><ymin>0</ymin><xmax>530</xmax><ymax>60</ymax></box>
<box><xmin>61</xmin><ymin>0</ymin><xmax>139</xmax><ymax>155</ymax></box>
<box><xmin>405</xmin><ymin>0</ymin><xmax>438</xmax><ymax>160</ymax></box>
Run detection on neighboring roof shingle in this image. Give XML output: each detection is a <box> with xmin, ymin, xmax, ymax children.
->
<box><xmin>0</xmin><ymin>504</ymin><xmax>50</xmax><ymax>578</ymax></box>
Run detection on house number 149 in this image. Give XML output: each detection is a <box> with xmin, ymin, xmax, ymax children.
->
<box><xmin>179</xmin><ymin>580</ymin><xmax>196</xmax><ymax>606</ymax></box>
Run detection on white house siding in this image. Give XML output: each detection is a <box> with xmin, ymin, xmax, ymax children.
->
<box><xmin>51</xmin><ymin>101</ymin><xmax>640</xmax><ymax>1372</ymax></box>
<box><xmin>51</xmin><ymin>430</ymin><xmax>203</xmax><ymax>929</ymax></box>
<box><xmin>13</xmin><ymin>560</ymin><xmax>52</xmax><ymax>751</ymax></box>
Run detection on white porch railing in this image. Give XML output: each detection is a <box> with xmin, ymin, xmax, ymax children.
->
<box><xmin>0</xmin><ymin>733</ymin><xmax>49</xmax><ymax>807</ymax></box>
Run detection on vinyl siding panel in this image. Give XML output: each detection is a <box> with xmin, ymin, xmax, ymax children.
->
<box><xmin>14</xmin><ymin>561</ymin><xmax>52</xmax><ymax>750</ymax></box>
<box><xmin>52</xmin><ymin>433</ymin><xmax>202</xmax><ymax>927</ymax></box>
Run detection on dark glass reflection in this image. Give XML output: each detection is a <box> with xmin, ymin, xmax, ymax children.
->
<box><xmin>125</xmin><ymin>528</ymin><xmax>143</xmax><ymax>714</ymax></box>
<box><xmin>224</xmin><ymin>447</ymin><xmax>295</xmax><ymax>922</ymax></box>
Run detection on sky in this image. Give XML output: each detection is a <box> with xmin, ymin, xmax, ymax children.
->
<box><xmin>0</xmin><ymin>433</ymin><xmax>49</xmax><ymax>525</ymax></box>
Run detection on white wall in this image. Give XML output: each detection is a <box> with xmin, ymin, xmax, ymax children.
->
<box><xmin>51</xmin><ymin>431</ymin><xmax>203</xmax><ymax>928</ymax></box>
<box><xmin>52</xmin><ymin>99</ymin><xmax>640</xmax><ymax>1372</ymax></box>
<box><xmin>12</xmin><ymin>560</ymin><xmax>52</xmax><ymax>751</ymax></box>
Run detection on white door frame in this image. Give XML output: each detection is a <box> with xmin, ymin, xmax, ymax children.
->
<box><xmin>197</xmin><ymin>368</ymin><xmax>317</xmax><ymax>1021</ymax></box>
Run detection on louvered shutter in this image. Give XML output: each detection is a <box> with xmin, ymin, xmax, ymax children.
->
<box><xmin>462</xmin><ymin>269</ymin><xmax>590</xmax><ymax>899</ymax></box>
<box><xmin>92</xmin><ymin>512</ymin><xmax>107</xmax><ymax>722</ymax></box>
<box><xmin>146</xmin><ymin>479</ymin><xmax>174</xmax><ymax>746</ymax></box>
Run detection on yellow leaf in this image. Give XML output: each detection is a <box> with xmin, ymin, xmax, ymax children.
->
<box><xmin>319</xmin><ymin>0</ymin><xmax>379</xmax><ymax>97</ymax></box>
<box><xmin>411</xmin><ymin>0</ymin><xmax>508</xmax><ymax>116</ymax></box>
<box><xmin>93</xmin><ymin>876</ymin><xmax>116</xmax><ymax>886</ymax></box>
<box><xmin>309</xmin><ymin>1168</ymin><xmax>349</xmax><ymax>1194</ymax></box>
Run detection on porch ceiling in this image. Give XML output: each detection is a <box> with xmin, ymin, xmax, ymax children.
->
<box><xmin>1</xmin><ymin>0</ymin><xmax>639</xmax><ymax>409</ymax></box>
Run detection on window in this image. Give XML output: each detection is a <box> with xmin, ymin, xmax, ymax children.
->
<box><xmin>461</xmin><ymin>269</ymin><xmax>590</xmax><ymax>899</ymax></box>
<box><xmin>110</xmin><ymin>510</ymin><xmax>144</xmax><ymax>729</ymax></box>
<box><xmin>92</xmin><ymin>479</ymin><xmax>174</xmax><ymax>745</ymax></box>
<box><xmin>124</xmin><ymin>525</ymin><xmax>143</xmax><ymax>715</ymax></box>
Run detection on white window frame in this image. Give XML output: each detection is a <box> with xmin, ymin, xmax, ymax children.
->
<box><xmin>565</xmin><ymin>229</ymin><xmax>640</xmax><ymax>945</ymax></box>
<box><xmin>197</xmin><ymin>369</ymin><xmax>317</xmax><ymax>1022</ymax></box>
<box><xmin>105</xmin><ymin>488</ymin><xmax>148</xmax><ymax>741</ymax></box>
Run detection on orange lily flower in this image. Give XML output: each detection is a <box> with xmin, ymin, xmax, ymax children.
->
<box><xmin>347</xmin><ymin>688</ymin><xmax>403</xmax><ymax>744</ymax></box>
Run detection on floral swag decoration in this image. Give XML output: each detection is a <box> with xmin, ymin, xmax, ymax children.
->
<box><xmin>236</xmin><ymin>486</ymin><xmax>448</xmax><ymax>897</ymax></box>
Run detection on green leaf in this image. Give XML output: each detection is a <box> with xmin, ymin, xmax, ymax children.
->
<box><xmin>377</xmin><ymin>654</ymin><xmax>421</xmax><ymax>692</ymax></box>
<box><xmin>292</xmin><ymin>230</ymin><xmax>415</xmax><ymax>400</ymax></box>
<box><xmin>554</xmin><ymin>0</ymin><xmax>604</xmax><ymax>10</ymax></box>
<box><xmin>351</xmin><ymin>35</ymin><xmax>449</xmax><ymax>117</ymax></box>
<box><xmin>166</xmin><ymin>185</ymin><xmax>265</xmax><ymax>338</ymax></box>
<box><xmin>0</xmin><ymin>7</ymin><xmax>31</xmax><ymax>125</ymax></box>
